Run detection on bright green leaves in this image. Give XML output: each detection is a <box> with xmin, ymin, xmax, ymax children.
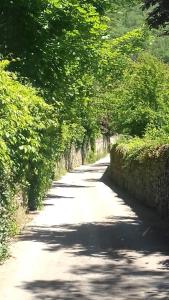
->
<box><xmin>110</xmin><ymin>28</ymin><xmax>149</xmax><ymax>54</ymax></box>
<box><xmin>0</xmin><ymin>61</ymin><xmax>60</xmax><ymax>252</ymax></box>
<box><xmin>109</xmin><ymin>53</ymin><xmax>169</xmax><ymax>137</ymax></box>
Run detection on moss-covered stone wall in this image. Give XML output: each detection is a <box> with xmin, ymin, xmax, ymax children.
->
<box><xmin>107</xmin><ymin>145</ymin><xmax>169</xmax><ymax>218</ymax></box>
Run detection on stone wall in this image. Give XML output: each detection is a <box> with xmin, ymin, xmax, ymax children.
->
<box><xmin>56</xmin><ymin>135</ymin><xmax>110</xmax><ymax>173</ymax></box>
<box><xmin>107</xmin><ymin>145</ymin><xmax>169</xmax><ymax>218</ymax></box>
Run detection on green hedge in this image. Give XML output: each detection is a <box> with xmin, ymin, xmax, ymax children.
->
<box><xmin>0</xmin><ymin>61</ymin><xmax>60</xmax><ymax>258</ymax></box>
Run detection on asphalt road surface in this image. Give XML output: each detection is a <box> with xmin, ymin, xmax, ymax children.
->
<box><xmin>0</xmin><ymin>156</ymin><xmax>169</xmax><ymax>300</ymax></box>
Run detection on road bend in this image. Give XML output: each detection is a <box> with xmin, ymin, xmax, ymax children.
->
<box><xmin>0</xmin><ymin>156</ymin><xmax>169</xmax><ymax>300</ymax></box>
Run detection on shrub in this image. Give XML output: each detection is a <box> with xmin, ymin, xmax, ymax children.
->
<box><xmin>0</xmin><ymin>62</ymin><xmax>60</xmax><ymax>258</ymax></box>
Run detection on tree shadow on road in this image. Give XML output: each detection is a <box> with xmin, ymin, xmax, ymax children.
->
<box><xmin>20</xmin><ymin>259</ymin><xmax>169</xmax><ymax>300</ymax></box>
<box><xmin>52</xmin><ymin>182</ymin><xmax>91</xmax><ymax>188</ymax></box>
<box><xmin>19</xmin><ymin>217</ymin><xmax>169</xmax><ymax>299</ymax></box>
<box><xmin>19</xmin><ymin>168</ymin><xmax>169</xmax><ymax>300</ymax></box>
<box><xmin>20</xmin><ymin>217</ymin><xmax>169</xmax><ymax>256</ymax></box>
<box><xmin>70</xmin><ymin>168</ymin><xmax>105</xmax><ymax>174</ymax></box>
<box><xmin>20</xmin><ymin>272</ymin><xmax>169</xmax><ymax>300</ymax></box>
<box><xmin>46</xmin><ymin>194</ymin><xmax>75</xmax><ymax>199</ymax></box>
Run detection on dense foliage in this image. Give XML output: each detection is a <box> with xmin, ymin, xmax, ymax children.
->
<box><xmin>0</xmin><ymin>61</ymin><xmax>58</xmax><ymax>257</ymax></box>
<box><xmin>109</xmin><ymin>53</ymin><xmax>169</xmax><ymax>136</ymax></box>
<box><xmin>1</xmin><ymin>0</ymin><xmax>169</xmax><ymax>259</ymax></box>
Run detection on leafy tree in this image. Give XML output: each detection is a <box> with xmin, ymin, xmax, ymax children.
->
<box><xmin>110</xmin><ymin>53</ymin><xmax>169</xmax><ymax>136</ymax></box>
<box><xmin>0</xmin><ymin>1</ymin><xmax>107</xmax><ymax>94</ymax></box>
<box><xmin>91</xmin><ymin>27</ymin><xmax>150</xmax><ymax>136</ymax></box>
<box><xmin>0</xmin><ymin>0</ymin><xmax>112</xmax><ymax>146</ymax></box>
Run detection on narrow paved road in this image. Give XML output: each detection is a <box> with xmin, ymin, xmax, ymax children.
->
<box><xmin>0</xmin><ymin>156</ymin><xmax>169</xmax><ymax>300</ymax></box>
